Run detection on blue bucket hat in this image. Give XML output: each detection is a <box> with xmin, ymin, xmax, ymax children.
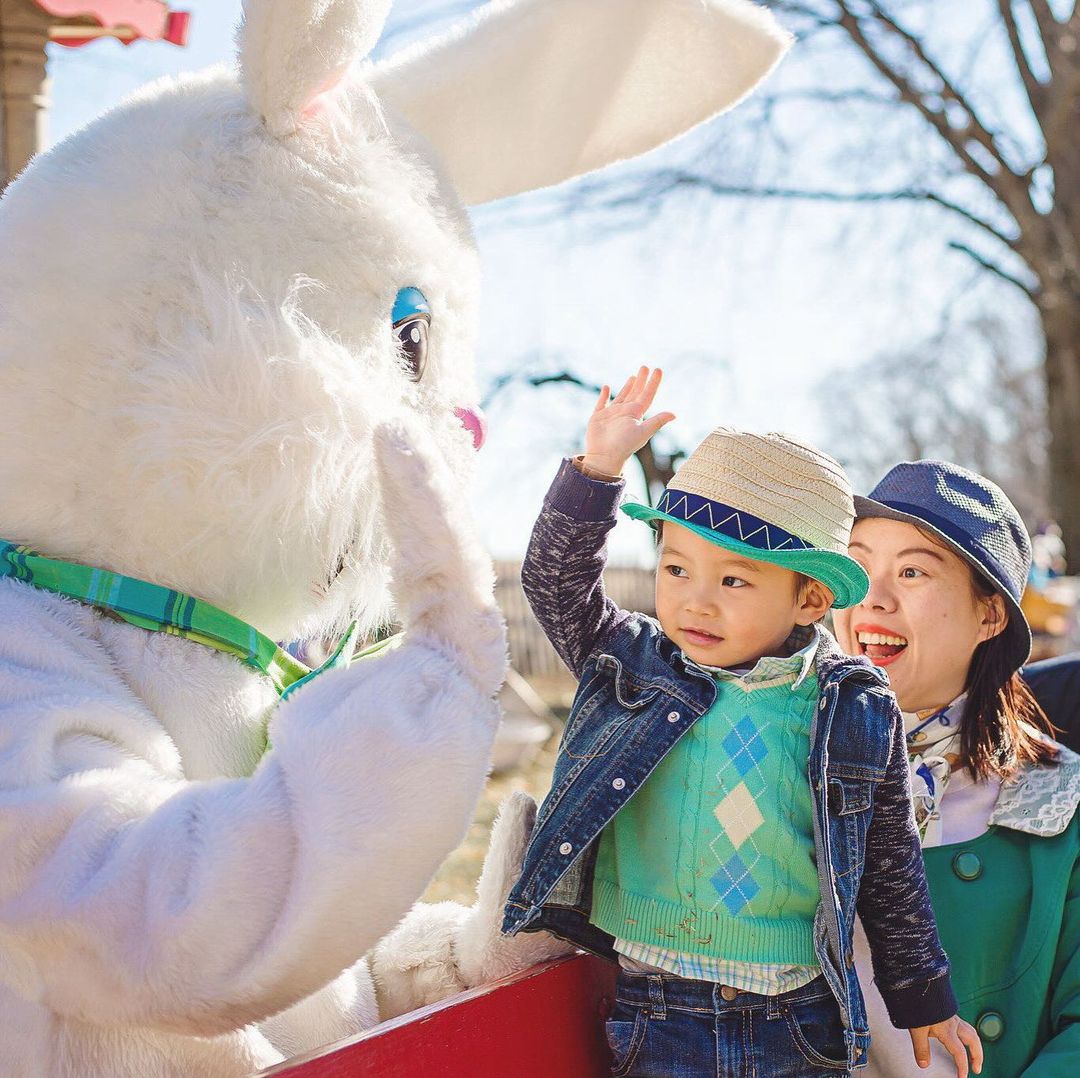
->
<box><xmin>854</xmin><ymin>460</ymin><xmax>1032</xmax><ymax>674</ymax></box>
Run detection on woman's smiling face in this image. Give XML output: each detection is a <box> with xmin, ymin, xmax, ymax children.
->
<box><xmin>834</xmin><ymin>517</ymin><xmax>1005</xmax><ymax>712</ymax></box>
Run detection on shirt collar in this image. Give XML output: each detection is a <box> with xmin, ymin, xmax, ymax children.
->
<box><xmin>695</xmin><ymin>623</ymin><xmax>820</xmax><ymax>689</ymax></box>
<box><xmin>903</xmin><ymin>695</ymin><xmax>1080</xmax><ymax>836</ymax></box>
<box><xmin>904</xmin><ymin>695</ymin><xmax>965</xmax><ymax>752</ymax></box>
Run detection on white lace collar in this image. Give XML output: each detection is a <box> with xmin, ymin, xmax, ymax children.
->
<box><xmin>990</xmin><ymin>740</ymin><xmax>1080</xmax><ymax>837</ymax></box>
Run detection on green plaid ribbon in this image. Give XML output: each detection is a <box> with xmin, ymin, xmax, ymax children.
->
<box><xmin>0</xmin><ymin>541</ymin><xmax>387</xmax><ymax>698</ymax></box>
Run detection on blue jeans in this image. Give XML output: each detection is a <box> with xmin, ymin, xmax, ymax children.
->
<box><xmin>606</xmin><ymin>971</ymin><xmax>852</xmax><ymax>1077</ymax></box>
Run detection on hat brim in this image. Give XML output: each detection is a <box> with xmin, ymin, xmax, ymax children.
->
<box><xmin>622</xmin><ymin>502</ymin><xmax>869</xmax><ymax>609</ymax></box>
<box><xmin>854</xmin><ymin>495</ymin><xmax>1032</xmax><ymax>673</ymax></box>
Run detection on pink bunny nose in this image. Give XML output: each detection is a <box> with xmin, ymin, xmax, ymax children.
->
<box><xmin>455</xmin><ymin>406</ymin><xmax>487</xmax><ymax>451</ymax></box>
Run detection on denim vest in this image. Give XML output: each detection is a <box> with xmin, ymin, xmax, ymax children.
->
<box><xmin>504</xmin><ymin>617</ymin><xmax>900</xmax><ymax>1070</ymax></box>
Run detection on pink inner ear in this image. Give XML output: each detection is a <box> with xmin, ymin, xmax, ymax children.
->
<box><xmin>302</xmin><ymin>66</ymin><xmax>351</xmax><ymax>119</ymax></box>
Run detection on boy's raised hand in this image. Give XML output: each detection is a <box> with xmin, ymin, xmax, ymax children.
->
<box><xmin>583</xmin><ymin>366</ymin><xmax>676</xmax><ymax>478</ymax></box>
<box><xmin>909</xmin><ymin>1016</ymin><xmax>983</xmax><ymax>1077</ymax></box>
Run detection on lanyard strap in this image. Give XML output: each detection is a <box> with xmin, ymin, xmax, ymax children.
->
<box><xmin>1</xmin><ymin>541</ymin><xmax>331</xmax><ymax>696</ymax></box>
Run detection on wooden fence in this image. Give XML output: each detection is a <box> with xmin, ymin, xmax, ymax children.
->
<box><xmin>494</xmin><ymin>560</ymin><xmax>654</xmax><ymax>679</ymax></box>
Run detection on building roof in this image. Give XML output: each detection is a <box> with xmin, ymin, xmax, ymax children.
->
<box><xmin>31</xmin><ymin>1</ymin><xmax>189</xmax><ymax>48</ymax></box>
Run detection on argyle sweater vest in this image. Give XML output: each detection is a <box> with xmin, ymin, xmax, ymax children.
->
<box><xmin>590</xmin><ymin>672</ymin><xmax>820</xmax><ymax>965</ymax></box>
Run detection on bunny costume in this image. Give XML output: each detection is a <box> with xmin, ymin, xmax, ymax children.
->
<box><xmin>0</xmin><ymin>0</ymin><xmax>789</xmax><ymax>1074</ymax></box>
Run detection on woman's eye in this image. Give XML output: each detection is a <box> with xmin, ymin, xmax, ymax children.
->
<box><xmin>396</xmin><ymin>317</ymin><xmax>429</xmax><ymax>381</ymax></box>
<box><xmin>723</xmin><ymin>576</ymin><xmax>748</xmax><ymax>588</ymax></box>
<box><xmin>900</xmin><ymin>567</ymin><xmax>925</xmax><ymax>580</ymax></box>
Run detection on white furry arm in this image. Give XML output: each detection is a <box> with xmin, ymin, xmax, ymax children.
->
<box><xmin>258</xmin><ymin>960</ymin><xmax>380</xmax><ymax>1058</ymax></box>
<box><xmin>0</xmin><ymin>612</ymin><xmax>498</xmax><ymax>1036</ymax></box>
<box><xmin>0</xmin><ymin>426</ymin><xmax>506</xmax><ymax>1038</ymax></box>
<box><xmin>369</xmin><ymin>794</ymin><xmax>571</xmax><ymax>1021</ymax></box>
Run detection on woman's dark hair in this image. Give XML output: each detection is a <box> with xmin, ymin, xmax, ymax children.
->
<box><xmin>961</xmin><ymin>571</ymin><xmax>1057</xmax><ymax>780</ymax></box>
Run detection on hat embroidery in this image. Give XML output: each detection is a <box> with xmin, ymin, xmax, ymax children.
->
<box><xmin>658</xmin><ymin>490</ymin><xmax>812</xmax><ymax>553</ymax></box>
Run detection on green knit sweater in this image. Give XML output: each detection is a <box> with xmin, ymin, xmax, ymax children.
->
<box><xmin>591</xmin><ymin>666</ymin><xmax>821</xmax><ymax>965</ymax></box>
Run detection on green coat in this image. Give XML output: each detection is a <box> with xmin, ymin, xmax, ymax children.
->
<box><xmin>925</xmin><ymin>748</ymin><xmax>1080</xmax><ymax>1077</ymax></box>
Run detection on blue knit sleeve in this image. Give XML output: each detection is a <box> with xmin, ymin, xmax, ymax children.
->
<box><xmin>856</xmin><ymin>696</ymin><xmax>957</xmax><ymax>1027</ymax></box>
<box><xmin>520</xmin><ymin>458</ymin><xmax>633</xmax><ymax>679</ymax></box>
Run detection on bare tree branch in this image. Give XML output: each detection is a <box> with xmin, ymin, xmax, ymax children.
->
<box><xmin>947</xmin><ymin>240</ymin><xmax>1039</xmax><ymax>296</ymax></box>
<box><xmin>997</xmin><ymin>0</ymin><xmax>1049</xmax><ymax>122</ymax></box>
<box><xmin>830</xmin><ymin>2</ymin><xmax>1036</xmax><ymax>224</ymax></box>
<box><xmin>481</xmin><ymin>368</ymin><xmax>682</xmax><ymax>498</ymax></box>
<box><xmin>862</xmin><ymin>1</ymin><xmax>1026</xmax><ymax>175</ymax></box>
<box><xmin>1028</xmin><ymin>0</ymin><xmax>1066</xmax><ymax>62</ymax></box>
<box><xmin>755</xmin><ymin>88</ymin><xmax>901</xmax><ymax>108</ymax></box>
<box><xmin>568</xmin><ymin>167</ymin><xmax>1021</xmax><ymax>252</ymax></box>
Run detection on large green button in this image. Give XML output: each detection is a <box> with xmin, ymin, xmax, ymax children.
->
<box><xmin>952</xmin><ymin>851</ymin><xmax>983</xmax><ymax>881</ymax></box>
<box><xmin>976</xmin><ymin>1012</ymin><xmax>1005</xmax><ymax>1042</ymax></box>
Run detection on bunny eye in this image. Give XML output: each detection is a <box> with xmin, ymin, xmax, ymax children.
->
<box><xmin>396</xmin><ymin>317</ymin><xmax>429</xmax><ymax>381</ymax></box>
<box><xmin>392</xmin><ymin>287</ymin><xmax>431</xmax><ymax>383</ymax></box>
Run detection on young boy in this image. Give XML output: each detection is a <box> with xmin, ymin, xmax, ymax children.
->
<box><xmin>503</xmin><ymin>369</ymin><xmax>981</xmax><ymax>1076</ymax></box>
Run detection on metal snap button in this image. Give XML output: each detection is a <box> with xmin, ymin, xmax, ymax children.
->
<box><xmin>559</xmin><ymin>842</ymin><xmax>573</xmax><ymax>856</ymax></box>
<box><xmin>952</xmin><ymin>851</ymin><xmax>983</xmax><ymax>881</ymax></box>
<box><xmin>819</xmin><ymin>697</ymin><xmax>827</xmax><ymax>710</ymax></box>
<box><xmin>612</xmin><ymin>777</ymin><xmax>626</xmax><ymax>790</ymax></box>
<box><xmin>976</xmin><ymin>1011</ymin><xmax>1005</xmax><ymax>1042</ymax></box>
<box><xmin>719</xmin><ymin>985</ymin><xmax>739</xmax><ymax>1002</ymax></box>
<box><xmin>667</xmin><ymin>711</ymin><xmax>680</xmax><ymax>723</ymax></box>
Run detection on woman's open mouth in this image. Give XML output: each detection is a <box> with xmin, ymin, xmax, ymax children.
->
<box><xmin>855</xmin><ymin>624</ymin><xmax>908</xmax><ymax>666</ymax></box>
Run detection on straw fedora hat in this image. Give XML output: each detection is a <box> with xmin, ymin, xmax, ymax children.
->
<box><xmin>622</xmin><ymin>428</ymin><xmax>869</xmax><ymax>608</ymax></box>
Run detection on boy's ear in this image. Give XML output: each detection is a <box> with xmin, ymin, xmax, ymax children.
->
<box><xmin>796</xmin><ymin>578</ymin><xmax>833</xmax><ymax>625</ymax></box>
<box><xmin>372</xmin><ymin>0</ymin><xmax>791</xmax><ymax>206</ymax></box>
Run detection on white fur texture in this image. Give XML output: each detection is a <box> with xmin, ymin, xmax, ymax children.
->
<box><xmin>370</xmin><ymin>792</ymin><xmax>571</xmax><ymax>1020</ymax></box>
<box><xmin>0</xmin><ymin>0</ymin><xmax>785</xmax><ymax>1072</ymax></box>
<box><xmin>239</xmin><ymin>0</ymin><xmax>392</xmax><ymax>137</ymax></box>
<box><xmin>374</xmin><ymin>0</ymin><xmax>792</xmax><ymax>205</ymax></box>
<box><xmin>0</xmin><ymin>428</ymin><xmax>505</xmax><ymax>1076</ymax></box>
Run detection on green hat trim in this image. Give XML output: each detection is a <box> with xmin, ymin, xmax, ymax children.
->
<box><xmin>621</xmin><ymin>501</ymin><xmax>869</xmax><ymax>609</ymax></box>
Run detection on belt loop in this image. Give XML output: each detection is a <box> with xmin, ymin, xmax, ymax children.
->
<box><xmin>766</xmin><ymin>992</ymin><xmax>781</xmax><ymax>1020</ymax></box>
<box><xmin>647</xmin><ymin>975</ymin><xmax>667</xmax><ymax>1019</ymax></box>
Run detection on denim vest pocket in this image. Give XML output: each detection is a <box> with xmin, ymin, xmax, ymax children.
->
<box><xmin>826</xmin><ymin>775</ymin><xmax>877</xmax><ymax>816</ymax></box>
<box><xmin>561</xmin><ymin>654</ymin><xmax>661</xmax><ymax>760</ymax></box>
<box><xmin>827</xmin><ymin>769</ymin><xmax>884</xmax><ymax>892</ymax></box>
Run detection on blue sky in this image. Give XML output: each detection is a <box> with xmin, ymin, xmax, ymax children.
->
<box><xmin>42</xmin><ymin>1</ymin><xmax>1031</xmax><ymax>563</ymax></box>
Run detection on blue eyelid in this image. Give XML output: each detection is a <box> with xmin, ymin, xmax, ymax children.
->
<box><xmin>393</xmin><ymin>286</ymin><xmax>430</xmax><ymax>327</ymax></box>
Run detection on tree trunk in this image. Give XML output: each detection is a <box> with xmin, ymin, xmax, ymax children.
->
<box><xmin>1040</xmin><ymin>286</ymin><xmax>1080</xmax><ymax>568</ymax></box>
<box><xmin>634</xmin><ymin>442</ymin><xmax>682</xmax><ymax>505</ymax></box>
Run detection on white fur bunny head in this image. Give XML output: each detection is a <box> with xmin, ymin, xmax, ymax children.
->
<box><xmin>0</xmin><ymin>0</ymin><xmax>789</xmax><ymax>643</ymax></box>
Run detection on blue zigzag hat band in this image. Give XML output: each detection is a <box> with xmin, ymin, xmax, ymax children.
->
<box><xmin>656</xmin><ymin>489</ymin><xmax>812</xmax><ymax>553</ymax></box>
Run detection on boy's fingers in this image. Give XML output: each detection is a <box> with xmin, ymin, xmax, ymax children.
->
<box><xmin>643</xmin><ymin>412</ymin><xmax>676</xmax><ymax>439</ymax></box>
<box><xmin>613</xmin><ymin>374</ymin><xmax>635</xmax><ymax>403</ymax></box>
<box><xmin>593</xmin><ymin>384</ymin><xmax>611</xmax><ymax>412</ymax></box>
<box><xmin>638</xmin><ymin>367</ymin><xmax>664</xmax><ymax>411</ymax></box>
<box><xmin>941</xmin><ymin>1031</ymin><xmax>969</xmax><ymax>1078</ymax></box>
<box><xmin>958</xmin><ymin>1022</ymin><xmax>983</xmax><ymax>1074</ymax></box>
<box><xmin>909</xmin><ymin>1028</ymin><xmax>930</xmax><ymax>1069</ymax></box>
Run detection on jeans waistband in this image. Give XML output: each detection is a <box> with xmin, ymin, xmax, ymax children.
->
<box><xmin>615</xmin><ymin>970</ymin><xmax>833</xmax><ymax>1017</ymax></box>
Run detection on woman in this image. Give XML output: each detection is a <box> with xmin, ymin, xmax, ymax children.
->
<box><xmin>834</xmin><ymin>460</ymin><xmax>1080</xmax><ymax>1077</ymax></box>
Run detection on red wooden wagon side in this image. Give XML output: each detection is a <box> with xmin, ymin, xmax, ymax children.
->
<box><xmin>262</xmin><ymin>955</ymin><xmax>617</xmax><ymax>1078</ymax></box>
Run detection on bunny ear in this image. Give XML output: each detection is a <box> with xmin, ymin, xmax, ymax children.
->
<box><xmin>371</xmin><ymin>0</ymin><xmax>791</xmax><ymax>206</ymax></box>
<box><xmin>238</xmin><ymin>0</ymin><xmax>392</xmax><ymax>138</ymax></box>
